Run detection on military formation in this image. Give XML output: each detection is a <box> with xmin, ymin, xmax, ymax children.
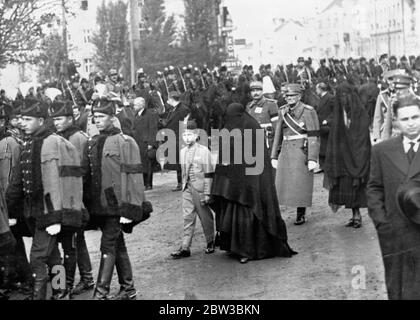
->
<box><xmin>0</xmin><ymin>52</ymin><xmax>420</xmax><ymax>300</ymax></box>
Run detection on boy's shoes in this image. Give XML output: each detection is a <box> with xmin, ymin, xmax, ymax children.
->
<box><xmin>145</xmin><ymin>186</ymin><xmax>153</xmax><ymax>191</ymax></box>
<box><xmin>172</xmin><ymin>184</ymin><xmax>182</xmax><ymax>192</ymax></box>
<box><xmin>205</xmin><ymin>241</ymin><xmax>215</xmax><ymax>254</ymax></box>
<box><xmin>171</xmin><ymin>249</ymin><xmax>191</xmax><ymax>259</ymax></box>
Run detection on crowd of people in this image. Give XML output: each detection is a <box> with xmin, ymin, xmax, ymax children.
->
<box><xmin>0</xmin><ymin>52</ymin><xmax>420</xmax><ymax>300</ymax></box>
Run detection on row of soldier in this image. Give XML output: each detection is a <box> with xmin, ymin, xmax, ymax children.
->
<box><xmin>0</xmin><ymin>96</ymin><xmax>152</xmax><ymax>300</ymax></box>
<box><xmin>0</xmin><ymin>52</ymin><xmax>419</xmax><ymax>300</ymax></box>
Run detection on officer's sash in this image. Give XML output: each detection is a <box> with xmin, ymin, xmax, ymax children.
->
<box><xmin>283</xmin><ymin>112</ymin><xmax>307</xmax><ymax>136</ymax></box>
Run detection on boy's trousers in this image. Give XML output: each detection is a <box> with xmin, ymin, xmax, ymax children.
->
<box><xmin>182</xmin><ymin>184</ymin><xmax>215</xmax><ymax>250</ymax></box>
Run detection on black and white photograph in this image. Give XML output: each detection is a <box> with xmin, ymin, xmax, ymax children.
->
<box><xmin>1</xmin><ymin>0</ymin><xmax>420</xmax><ymax>309</ymax></box>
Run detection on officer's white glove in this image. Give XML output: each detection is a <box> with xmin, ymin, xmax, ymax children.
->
<box><xmin>271</xmin><ymin>159</ymin><xmax>278</xmax><ymax>169</ymax></box>
<box><xmin>46</xmin><ymin>224</ymin><xmax>61</xmax><ymax>236</ymax></box>
<box><xmin>8</xmin><ymin>219</ymin><xmax>17</xmax><ymax>227</ymax></box>
<box><xmin>322</xmin><ymin>120</ymin><xmax>328</xmax><ymax>125</ymax></box>
<box><xmin>120</xmin><ymin>217</ymin><xmax>133</xmax><ymax>224</ymax></box>
<box><xmin>308</xmin><ymin>161</ymin><xmax>318</xmax><ymax>172</ymax></box>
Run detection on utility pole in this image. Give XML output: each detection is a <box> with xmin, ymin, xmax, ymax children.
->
<box><xmin>61</xmin><ymin>0</ymin><xmax>69</xmax><ymax>62</ymax></box>
<box><xmin>129</xmin><ymin>0</ymin><xmax>142</xmax><ymax>86</ymax></box>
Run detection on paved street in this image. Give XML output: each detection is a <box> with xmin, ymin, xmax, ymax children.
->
<box><xmin>12</xmin><ymin>171</ymin><xmax>387</xmax><ymax>300</ymax></box>
<box><xmin>81</xmin><ymin>171</ymin><xmax>387</xmax><ymax>300</ymax></box>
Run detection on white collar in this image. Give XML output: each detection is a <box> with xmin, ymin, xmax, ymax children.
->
<box><xmin>403</xmin><ymin>134</ymin><xmax>420</xmax><ymax>144</ymax></box>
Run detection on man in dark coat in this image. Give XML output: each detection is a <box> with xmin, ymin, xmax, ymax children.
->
<box><xmin>160</xmin><ymin>91</ymin><xmax>190</xmax><ymax>191</ymax></box>
<box><xmin>6</xmin><ymin>98</ymin><xmax>84</xmax><ymax>300</ymax></box>
<box><xmin>367</xmin><ymin>94</ymin><xmax>420</xmax><ymax>299</ymax></box>
<box><xmin>315</xmin><ymin>83</ymin><xmax>335</xmax><ymax>170</ymax></box>
<box><xmin>132</xmin><ymin>97</ymin><xmax>159</xmax><ymax>190</ymax></box>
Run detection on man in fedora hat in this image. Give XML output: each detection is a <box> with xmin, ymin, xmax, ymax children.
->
<box><xmin>367</xmin><ymin>94</ymin><xmax>420</xmax><ymax>299</ymax></box>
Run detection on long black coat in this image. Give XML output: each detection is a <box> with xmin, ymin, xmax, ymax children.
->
<box><xmin>367</xmin><ymin>136</ymin><xmax>420</xmax><ymax>300</ymax></box>
<box><xmin>132</xmin><ymin>109</ymin><xmax>159</xmax><ymax>167</ymax></box>
<box><xmin>316</xmin><ymin>92</ymin><xmax>335</xmax><ymax>159</ymax></box>
<box><xmin>162</xmin><ymin>103</ymin><xmax>190</xmax><ymax>171</ymax></box>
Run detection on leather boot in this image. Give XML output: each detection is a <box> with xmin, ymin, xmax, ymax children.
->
<box><xmin>93</xmin><ymin>253</ymin><xmax>115</xmax><ymax>300</ymax></box>
<box><xmin>111</xmin><ymin>250</ymin><xmax>136</xmax><ymax>300</ymax></box>
<box><xmin>31</xmin><ymin>276</ymin><xmax>48</xmax><ymax>300</ymax></box>
<box><xmin>50</xmin><ymin>253</ymin><xmax>75</xmax><ymax>300</ymax></box>
<box><xmin>0</xmin><ymin>255</ymin><xmax>11</xmax><ymax>290</ymax></box>
<box><xmin>0</xmin><ymin>289</ymin><xmax>9</xmax><ymax>300</ymax></box>
<box><xmin>72</xmin><ymin>231</ymin><xmax>95</xmax><ymax>296</ymax></box>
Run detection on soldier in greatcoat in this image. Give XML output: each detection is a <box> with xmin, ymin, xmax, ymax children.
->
<box><xmin>6</xmin><ymin>98</ymin><xmax>84</xmax><ymax>300</ymax></box>
<box><xmin>84</xmin><ymin>98</ymin><xmax>152</xmax><ymax>300</ymax></box>
<box><xmin>271</xmin><ymin>84</ymin><xmax>320</xmax><ymax>225</ymax></box>
<box><xmin>50</xmin><ymin>101</ymin><xmax>95</xmax><ymax>298</ymax></box>
<box><xmin>0</xmin><ymin>103</ymin><xmax>31</xmax><ymax>297</ymax></box>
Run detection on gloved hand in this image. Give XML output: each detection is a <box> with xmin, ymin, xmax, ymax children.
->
<box><xmin>120</xmin><ymin>217</ymin><xmax>133</xmax><ymax>225</ymax></box>
<box><xmin>8</xmin><ymin>219</ymin><xmax>17</xmax><ymax>227</ymax></box>
<box><xmin>46</xmin><ymin>224</ymin><xmax>61</xmax><ymax>236</ymax></box>
<box><xmin>271</xmin><ymin>159</ymin><xmax>278</xmax><ymax>169</ymax></box>
<box><xmin>266</xmin><ymin>127</ymin><xmax>274</xmax><ymax>139</ymax></box>
<box><xmin>308</xmin><ymin>160</ymin><xmax>318</xmax><ymax>172</ymax></box>
<box><xmin>200</xmin><ymin>195</ymin><xmax>212</xmax><ymax>205</ymax></box>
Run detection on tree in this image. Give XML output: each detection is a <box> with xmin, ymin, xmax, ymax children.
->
<box><xmin>0</xmin><ymin>0</ymin><xmax>52</xmax><ymax>68</ymax></box>
<box><xmin>92</xmin><ymin>0</ymin><xmax>129</xmax><ymax>76</ymax></box>
<box><xmin>183</xmin><ymin>0</ymin><xmax>225</xmax><ymax>66</ymax></box>
<box><xmin>136</xmin><ymin>0</ymin><xmax>180</xmax><ymax>73</ymax></box>
<box><xmin>35</xmin><ymin>33</ymin><xmax>67</xmax><ymax>83</ymax></box>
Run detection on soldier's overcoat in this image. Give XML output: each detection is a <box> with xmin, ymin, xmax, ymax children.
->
<box><xmin>271</xmin><ymin>102</ymin><xmax>320</xmax><ymax>207</ymax></box>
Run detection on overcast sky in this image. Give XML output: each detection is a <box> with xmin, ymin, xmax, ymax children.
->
<box><xmin>165</xmin><ymin>0</ymin><xmax>332</xmax><ymax>40</ymax></box>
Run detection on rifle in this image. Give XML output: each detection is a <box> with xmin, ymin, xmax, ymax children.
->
<box><xmin>61</xmin><ymin>78</ymin><xmax>77</xmax><ymax>106</ymax></box>
<box><xmin>177</xmin><ymin>67</ymin><xmax>187</xmax><ymax>92</ymax></box>
<box><xmin>162</xmin><ymin>75</ymin><xmax>170</xmax><ymax>97</ymax></box>
<box><xmin>200</xmin><ymin>72</ymin><xmax>206</xmax><ymax>90</ymax></box>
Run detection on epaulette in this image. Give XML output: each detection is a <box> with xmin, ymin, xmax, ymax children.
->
<box><xmin>279</xmin><ymin>104</ymin><xmax>288</xmax><ymax>109</ymax></box>
<box><xmin>120</xmin><ymin>133</ymin><xmax>130</xmax><ymax>141</ymax></box>
<box><xmin>303</xmin><ymin>104</ymin><xmax>314</xmax><ymax>111</ymax></box>
<box><xmin>79</xmin><ymin>131</ymin><xmax>89</xmax><ymax>139</ymax></box>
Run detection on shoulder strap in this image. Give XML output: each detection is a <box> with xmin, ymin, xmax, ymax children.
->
<box><xmin>283</xmin><ymin>112</ymin><xmax>307</xmax><ymax>135</ymax></box>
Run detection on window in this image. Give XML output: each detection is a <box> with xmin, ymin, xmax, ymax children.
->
<box><xmin>84</xmin><ymin>58</ymin><xmax>92</xmax><ymax>74</ymax></box>
<box><xmin>81</xmin><ymin>0</ymin><xmax>88</xmax><ymax>10</ymax></box>
<box><xmin>83</xmin><ymin>29</ymin><xmax>91</xmax><ymax>43</ymax></box>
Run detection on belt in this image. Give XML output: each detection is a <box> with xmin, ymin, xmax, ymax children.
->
<box><xmin>284</xmin><ymin>134</ymin><xmax>308</xmax><ymax>141</ymax></box>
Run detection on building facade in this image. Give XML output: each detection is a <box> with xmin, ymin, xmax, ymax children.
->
<box><xmin>316</xmin><ymin>0</ymin><xmax>419</xmax><ymax>59</ymax></box>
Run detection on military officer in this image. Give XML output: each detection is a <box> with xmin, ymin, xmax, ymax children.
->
<box><xmin>271</xmin><ymin>84</ymin><xmax>320</xmax><ymax>226</ymax></box>
<box><xmin>246</xmin><ymin>81</ymin><xmax>279</xmax><ymax>153</ymax></box>
<box><xmin>372</xmin><ymin>71</ymin><xmax>414</xmax><ymax>143</ymax></box>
